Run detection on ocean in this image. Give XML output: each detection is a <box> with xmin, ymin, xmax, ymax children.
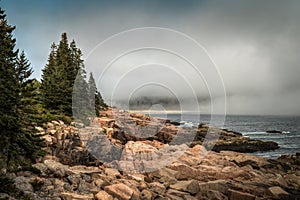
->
<box><xmin>149</xmin><ymin>113</ymin><xmax>300</xmax><ymax>159</ymax></box>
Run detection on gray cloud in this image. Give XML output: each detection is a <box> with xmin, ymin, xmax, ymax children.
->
<box><xmin>2</xmin><ymin>0</ymin><xmax>300</xmax><ymax>115</ymax></box>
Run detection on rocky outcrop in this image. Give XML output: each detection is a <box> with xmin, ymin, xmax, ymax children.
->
<box><xmin>4</xmin><ymin>108</ymin><xmax>298</xmax><ymax>199</ymax></box>
<box><xmin>100</xmin><ymin>108</ymin><xmax>280</xmax><ymax>153</ymax></box>
<box><xmin>266</xmin><ymin>130</ymin><xmax>282</xmax><ymax>133</ymax></box>
<box><xmin>4</xmin><ymin>144</ymin><xmax>299</xmax><ymax>199</ymax></box>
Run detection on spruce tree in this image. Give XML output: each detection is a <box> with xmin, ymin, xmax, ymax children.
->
<box><xmin>0</xmin><ymin>8</ymin><xmax>43</xmax><ymax>170</ymax></box>
<box><xmin>88</xmin><ymin>72</ymin><xmax>97</xmax><ymax>115</ymax></box>
<box><xmin>88</xmin><ymin>72</ymin><xmax>107</xmax><ymax>117</ymax></box>
<box><xmin>41</xmin><ymin>43</ymin><xmax>59</xmax><ymax>113</ymax></box>
<box><xmin>0</xmin><ymin>8</ymin><xmax>19</xmax><ymax>169</ymax></box>
<box><xmin>72</xmin><ymin>68</ymin><xmax>90</xmax><ymax>124</ymax></box>
<box><xmin>15</xmin><ymin>51</ymin><xmax>45</xmax><ymax>161</ymax></box>
<box><xmin>41</xmin><ymin>33</ymin><xmax>87</xmax><ymax>118</ymax></box>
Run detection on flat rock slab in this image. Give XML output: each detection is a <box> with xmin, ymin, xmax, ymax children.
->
<box><xmin>268</xmin><ymin>186</ymin><xmax>289</xmax><ymax>199</ymax></box>
<box><xmin>104</xmin><ymin>183</ymin><xmax>134</xmax><ymax>200</ymax></box>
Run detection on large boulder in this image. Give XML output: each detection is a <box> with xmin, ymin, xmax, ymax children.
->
<box><xmin>212</xmin><ymin>138</ymin><xmax>279</xmax><ymax>153</ymax></box>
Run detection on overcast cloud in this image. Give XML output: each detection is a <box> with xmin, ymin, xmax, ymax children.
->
<box><xmin>1</xmin><ymin>0</ymin><xmax>300</xmax><ymax>115</ymax></box>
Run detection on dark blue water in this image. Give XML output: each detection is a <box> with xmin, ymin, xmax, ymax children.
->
<box><xmin>150</xmin><ymin>113</ymin><xmax>300</xmax><ymax>159</ymax></box>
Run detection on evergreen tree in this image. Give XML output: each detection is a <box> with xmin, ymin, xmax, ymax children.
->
<box><xmin>0</xmin><ymin>8</ymin><xmax>43</xmax><ymax>170</ymax></box>
<box><xmin>0</xmin><ymin>7</ymin><xmax>20</xmax><ymax>169</ymax></box>
<box><xmin>41</xmin><ymin>43</ymin><xmax>59</xmax><ymax>113</ymax></box>
<box><xmin>72</xmin><ymin>68</ymin><xmax>90</xmax><ymax>124</ymax></box>
<box><xmin>41</xmin><ymin>33</ymin><xmax>87</xmax><ymax>117</ymax></box>
<box><xmin>88</xmin><ymin>72</ymin><xmax>97</xmax><ymax>116</ymax></box>
<box><xmin>15</xmin><ymin>52</ymin><xmax>45</xmax><ymax>160</ymax></box>
<box><xmin>88</xmin><ymin>72</ymin><xmax>107</xmax><ymax>117</ymax></box>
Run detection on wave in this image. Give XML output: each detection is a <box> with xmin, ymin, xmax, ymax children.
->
<box><xmin>179</xmin><ymin>121</ymin><xmax>198</xmax><ymax>128</ymax></box>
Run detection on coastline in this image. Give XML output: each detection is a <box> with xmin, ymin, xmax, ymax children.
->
<box><xmin>4</xmin><ymin>108</ymin><xmax>300</xmax><ymax>199</ymax></box>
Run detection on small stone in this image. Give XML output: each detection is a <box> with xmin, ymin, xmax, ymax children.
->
<box><xmin>267</xmin><ymin>186</ymin><xmax>289</xmax><ymax>199</ymax></box>
<box><xmin>95</xmin><ymin>190</ymin><xmax>114</xmax><ymax>200</ymax></box>
<box><xmin>104</xmin><ymin>183</ymin><xmax>133</xmax><ymax>200</ymax></box>
<box><xmin>104</xmin><ymin>168</ymin><xmax>121</xmax><ymax>177</ymax></box>
<box><xmin>61</xmin><ymin>192</ymin><xmax>94</xmax><ymax>200</ymax></box>
<box><xmin>127</xmin><ymin>173</ymin><xmax>144</xmax><ymax>182</ymax></box>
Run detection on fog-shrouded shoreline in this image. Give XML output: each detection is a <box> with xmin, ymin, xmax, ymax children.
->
<box><xmin>130</xmin><ymin>110</ymin><xmax>300</xmax><ymax>159</ymax></box>
<box><xmin>4</xmin><ymin>108</ymin><xmax>299</xmax><ymax>200</ymax></box>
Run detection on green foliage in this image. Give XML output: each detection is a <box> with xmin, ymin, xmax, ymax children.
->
<box><xmin>0</xmin><ymin>7</ymin><xmax>22</xmax><ymax>169</ymax></box>
<box><xmin>41</xmin><ymin>33</ymin><xmax>107</xmax><ymax>125</ymax></box>
<box><xmin>0</xmin><ymin>172</ymin><xmax>17</xmax><ymax>194</ymax></box>
<box><xmin>88</xmin><ymin>72</ymin><xmax>108</xmax><ymax>117</ymax></box>
<box><xmin>0</xmin><ymin>8</ymin><xmax>44</xmax><ymax>171</ymax></box>
<box><xmin>16</xmin><ymin>164</ymin><xmax>41</xmax><ymax>175</ymax></box>
<box><xmin>41</xmin><ymin>33</ymin><xmax>86</xmax><ymax>117</ymax></box>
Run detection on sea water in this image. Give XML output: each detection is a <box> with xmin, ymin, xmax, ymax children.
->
<box><xmin>150</xmin><ymin>113</ymin><xmax>300</xmax><ymax>159</ymax></box>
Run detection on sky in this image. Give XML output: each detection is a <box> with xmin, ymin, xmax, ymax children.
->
<box><xmin>1</xmin><ymin>0</ymin><xmax>300</xmax><ymax>115</ymax></box>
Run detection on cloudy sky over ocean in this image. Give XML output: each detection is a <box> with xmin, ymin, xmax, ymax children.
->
<box><xmin>2</xmin><ymin>0</ymin><xmax>300</xmax><ymax>115</ymax></box>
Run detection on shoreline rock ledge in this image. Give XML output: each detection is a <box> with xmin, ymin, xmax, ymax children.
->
<box><xmin>3</xmin><ymin>108</ymin><xmax>298</xmax><ymax>200</ymax></box>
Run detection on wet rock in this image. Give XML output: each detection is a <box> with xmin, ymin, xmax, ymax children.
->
<box><xmin>213</xmin><ymin>138</ymin><xmax>279</xmax><ymax>153</ymax></box>
<box><xmin>266</xmin><ymin>130</ymin><xmax>282</xmax><ymax>133</ymax></box>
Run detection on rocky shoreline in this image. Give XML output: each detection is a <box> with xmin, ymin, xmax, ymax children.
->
<box><xmin>2</xmin><ymin>108</ymin><xmax>299</xmax><ymax>200</ymax></box>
